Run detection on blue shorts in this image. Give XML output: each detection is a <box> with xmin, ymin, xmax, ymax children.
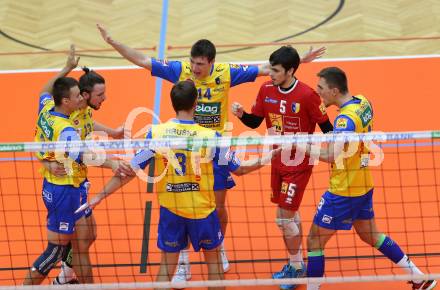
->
<box><xmin>42</xmin><ymin>179</ymin><xmax>88</xmax><ymax>234</ymax></box>
<box><xmin>213</xmin><ymin>163</ymin><xmax>236</xmax><ymax>191</ymax></box>
<box><xmin>157</xmin><ymin>207</ymin><xmax>224</xmax><ymax>252</ymax></box>
<box><xmin>313</xmin><ymin>189</ymin><xmax>374</xmax><ymax>230</ymax></box>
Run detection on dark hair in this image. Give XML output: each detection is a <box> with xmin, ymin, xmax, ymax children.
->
<box><xmin>190</xmin><ymin>39</ymin><xmax>216</xmax><ymax>62</ymax></box>
<box><xmin>79</xmin><ymin>67</ymin><xmax>105</xmax><ymax>94</ymax></box>
<box><xmin>269</xmin><ymin>46</ymin><xmax>300</xmax><ymax>74</ymax></box>
<box><xmin>317</xmin><ymin>67</ymin><xmax>348</xmax><ymax>94</ymax></box>
<box><xmin>53</xmin><ymin>77</ymin><xmax>79</xmax><ymax>106</ymax></box>
<box><xmin>170</xmin><ymin>80</ymin><xmax>198</xmax><ymax>112</ymax></box>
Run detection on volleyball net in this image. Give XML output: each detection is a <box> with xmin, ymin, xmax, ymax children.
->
<box><xmin>1</xmin><ymin>130</ymin><xmax>440</xmax><ymax>288</ymax></box>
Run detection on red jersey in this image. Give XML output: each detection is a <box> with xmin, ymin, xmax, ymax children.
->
<box><xmin>251</xmin><ymin>79</ymin><xmax>329</xmax><ymax>171</ymax></box>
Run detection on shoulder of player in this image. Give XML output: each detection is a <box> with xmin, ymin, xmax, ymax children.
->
<box><xmin>295</xmin><ymin>80</ymin><xmax>317</xmax><ymax>95</ymax></box>
<box><xmin>261</xmin><ymin>80</ymin><xmax>275</xmax><ymax>89</ymax></box>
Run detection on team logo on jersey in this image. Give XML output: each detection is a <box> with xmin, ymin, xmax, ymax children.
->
<box><xmin>291</xmin><ymin>102</ymin><xmax>300</xmax><ymax>113</ymax></box>
<box><xmin>336</xmin><ymin>117</ymin><xmax>348</xmax><ymax>129</ymax></box>
<box><xmin>268</xmin><ymin>113</ymin><xmax>283</xmax><ymax>132</ymax></box>
<box><xmin>215</xmin><ymin>77</ymin><xmax>221</xmax><ymax>85</ymax></box>
<box><xmin>264</xmin><ymin>96</ymin><xmax>278</xmax><ymax>104</ymax></box>
<box><xmin>74</xmin><ymin>119</ymin><xmax>79</xmax><ymax>126</ymax></box>
<box><xmin>280</xmin><ymin>182</ymin><xmax>288</xmax><ymax>194</ymax></box>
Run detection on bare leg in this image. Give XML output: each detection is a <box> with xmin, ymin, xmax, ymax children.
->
<box><xmin>203</xmin><ymin>247</ymin><xmax>225</xmax><ymax>290</ymax></box>
<box><xmin>155</xmin><ymin>251</ymin><xmax>179</xmax><ymax>290</ymax></box>
<box><xmin>214</xmin><ymin>190</ymin><xmax>228</xmax><ymax>235</ymax></box>
<box><xmin>71</xmin><ymin>216</ymin><xmax>93</xmax><ymax>283</ymax></box>
<box><xmin>23</xmin><ymin>230</ymin><xmax>71</xmax><ymax>285</ymax></box>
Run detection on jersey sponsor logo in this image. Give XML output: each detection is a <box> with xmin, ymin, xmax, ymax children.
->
<box><xmin>215</xmin><ymin>77</ymin><xmax>221</xmax><ymax>85</ymax></box>
<box><xmin>283</xmin><ymin>116</ymin><xmax>300</xmax><ymax>132</ymax></box>
<box><xmin>321</xmin><ymin>215</ymin><xmax>333</xmax><ymax>224</ymax></box>
<box><xmin>359</xmin><ymin>105</ymin><xmax>373</xmax><ymax>127</ymax></box>
<box><xmin>199</xmin><ymin>239</ymin><xmax>213</xmax><ymax>245</ymax></box>
<box><xmin>319</xmin><ymin>103</ymin><xmax>327</xmax><ymax>115</ymax></box>
<box><xmin>37</xmin><ymin>113</ymin><xmax>54</xmax><ymax>139</ymax></box>
<box><xmin>195</xmin><ymin>102</ymin><xmax>220</xmax><ymax>115</ymax></box>
<box><xmin>59</xmin><ymin>222</ymin><xmax>69</xmax><ymax>231</ymax></box>
<box><xmin>336</xmin><ymin>117</ymin><xmax>348</xmax><ymax>129</ymax></box>
<box><xmin>264</xmin><ymin>96</ymin><xmax>278</xmax><ymax>104</ymax></box>
<box><xmin>291</xmin><ymin>102</ymin><xmax>300</xmax><ymax>113</ymax></box>
<box><xmin>166</xmin><ymin>182</ymin><xmax>200</xmax><ymax>192</ymax></box>
<box><xmin>164</xmin><ymin>241</ymin><xmax>179</xmax><ymax>248</ymax></box>
<box><xmin>268</xmin><ymin>113</ymin><xmax>283</xmax><ymax>133</ymax></box>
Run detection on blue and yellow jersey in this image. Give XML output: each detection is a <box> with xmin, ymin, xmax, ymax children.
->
<box><xmin>132</xmin><ymin>119</ymin><xmax>241</xmax><ymax>219</ymax></box>
<box><xmin>329</xmin><ymin>95</ymin><xmax>374</xmax><ymax>197</ymax></box>
<box><xmin>151</xmin><ymin>59</ymin><xmax>258</xmax><ymax>133</ymax></box>
<box><xmin>35</xmin><ymin>96</ymin><xmax>87</xmax><ymax>187</ymax></box>
<box><xmin>39</xmin><ymin>93</ymin><xmax>94</xmax><ymax>140</ymax></box>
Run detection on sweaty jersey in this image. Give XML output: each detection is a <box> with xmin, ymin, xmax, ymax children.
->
<box><xmin>39</xmin><ymin>93</ymin><xmax>94</xmax><ymax>140</ymax></box>
<box><xmin>251</xmin><ymin>79</ymin><xmax>329</xmax><ymax>171</ymax></box>
<box><xmin>151</xmin><ymin>59</ymin><xmax>259</xmax><ymax>132</ymax></box>
<box><xmin>329</xmin><ymin>95</ymin><xmax>374</xmax><ymax>197</ymax></box>
<box><xmin>35</xmin><ymin>98</ymin><xmax>86</xmax><ymax>187</ymax></box>
<box><xmin>132</xmin><ymin>119</ymin><xmax>241</xmax><ymax>219</ymax></box>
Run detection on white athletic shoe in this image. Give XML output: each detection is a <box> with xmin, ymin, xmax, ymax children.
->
<box><xmin>172</xmin><ymin>263</ymin><xmax>191</xmax><ymax>283</ymax></box>
<box><xmin>52</xmin><ymin>262</ymin><xmax>78</xmax><ymax>284</ymax></box>
<box><xmin>221</xmin><ymin>249</ymin><xmax>230</xmax><ymax>273</ymax></box>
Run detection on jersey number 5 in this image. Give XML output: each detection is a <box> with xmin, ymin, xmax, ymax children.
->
<box><xmin>280</xmin><ymin>100</ymin><xmax>286</xmax><ymax>114</ymax></box>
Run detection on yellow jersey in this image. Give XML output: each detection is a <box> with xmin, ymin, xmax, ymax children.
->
<box><xmin>132</xmin><ymin>119</ymin><xmax>241</xmax><ymax>219</ymax></box>
<box><xmin>151</xmin><ymin>59</ymin><xmax>259</xmax><ymax>133</ymax></box>
<box><xmin>35</xmin><ymin>99</ymin><xmax>87</xmax><ymax>187</ymax></box>
<box><xmin>329</xmin><ymin>95</ymin><xmax>374</xmax><ymax>197</ymax></box>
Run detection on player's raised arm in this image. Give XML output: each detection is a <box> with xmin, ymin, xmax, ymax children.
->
<box><xmin>40</xmin><ymin>44</ymin><xmax>80</xmax><ymax>95</ymax></box>
<box><xmin>257</xmin><ymin>46</ymin><xmax>326</xmax><ymax>76</ymax></box>
<box><xmin>97</xmin><ymin>24</ymin><xmax>152</xmax><ymax>70</ymax></box>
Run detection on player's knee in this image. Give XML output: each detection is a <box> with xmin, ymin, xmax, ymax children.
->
<box><xmin>32</xmin><ymin>242</ymin><xmax>67</xmax><ymax>276</ymax></box>
<box><xmin>276</xmin><ymin>217</ymin><xmax>300</xmax><ymax>238</ymax></box>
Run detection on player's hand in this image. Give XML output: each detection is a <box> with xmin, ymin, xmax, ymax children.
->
<box><xmin>111</xmin><ymin>125</ymin><xmax>126</xmax><ymax>139</ymax></box>
<box><xmin>231</xmin><ymin>102</ymin><xmax>244</xmax><ymax>118</ymax></box>
<box><xmin>65</xmin><ymin>44</ymin><xmax>80</xmax><ymax>70</ymax></box>
<box><xmin>42</xmin><ymin>160</ymin><xmax>67</xmax><ymax>177</ymax></box>
<box><xmin>75</xmin><ymin>193</ymin><xmax>103</xmax><ymax>214</ymax></box>
<box><xmin>112</xmin><ymin>160</ymin><xmax>136</xmax><ymax>177</ymax></box>
<box><xmin>97</xmin><ymin>24</ymin><xmax>114</xmax><ymax>44</ymax></box>
<box><xmin>301</xmin><ymin>46</ymin><xmax>326</xmax><ymax>63</ymax></box>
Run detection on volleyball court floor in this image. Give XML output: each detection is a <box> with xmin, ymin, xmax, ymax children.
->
<box><xmin>0</xmin><ymin>57</ymin><xmax>439</xmax><ymax>289</ymax></box>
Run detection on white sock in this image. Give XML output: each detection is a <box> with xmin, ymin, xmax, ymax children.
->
<box><xmin>289</xmin><ymin>246</ymin><xmax>304</xmax><ymax>269</ymax></box>
<box><xmin>178</xmin><ymin>249</ymin><xmax>190</xmax><ymax>265</ymax></box>
<box><xmin>397</xmin><ymin>255</ymin><xmax>423</xmax><ymax>283</ymax></box>
<box><xmin>57</xmin><ymin>262</ymin><xmax>75</xmax><ymax>283</ymax></box>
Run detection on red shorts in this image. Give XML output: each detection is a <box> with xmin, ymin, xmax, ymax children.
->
<box><xmin>270</xmin><ymin>166</ymin><xmax>313</xmax><ymax>211</ymax></box>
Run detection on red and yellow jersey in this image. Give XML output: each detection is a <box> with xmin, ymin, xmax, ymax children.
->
<box><xmin>151</xmin><ymin>59</ymin><xmax>259</xmax><ymax>133</ymax></box>
<box><xmin>329</xmin><ymin>95</ymin><xmax>374</xmax><ymax>197</ymax></box>
<box><xmin>35</xmin><ymin>98</ymin><xmax>87</xmax><ymax>187</ymax></box>
<box><xmin>251</xmin><ymin>80</ymin><xmax>329</xmax><ymax>172</ymax></box>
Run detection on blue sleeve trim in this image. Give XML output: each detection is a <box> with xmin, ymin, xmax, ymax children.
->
<box><xmin>230</xmin><ymin>65</ymin><xmax>259</xmax><ymax>87</ymax></box>
<box><xmin>151</xmin><ymin>58</ymin><xmax>182</xmax><ymax>83</ymax></box>
<box><xmin>38</xmin><ymin>93</ymin><xmax>52</xmax><ymax>114</ymax></box>
<box><xmin>131</xmin><ymin>149</ymin><xmax>154</xmax><ymax>170</ymax></box>
<box><xmin>333</xmin><ymin>114</ymin><xmax>356</xmax><ymax>132</ymax></box>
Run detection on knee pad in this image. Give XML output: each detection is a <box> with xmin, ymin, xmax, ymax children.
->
<box><xmin>276</xmin><ymin>217</ymin><xmax>300</xmax><ymax>238</ymax></box>
<box><xmin>32</xmin><ymin>242</ymin><xmax>67</xmax><ymax>276</ymax></box>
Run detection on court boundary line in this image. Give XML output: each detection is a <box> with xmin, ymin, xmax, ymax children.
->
<box><xmin>1</xmin><ymin>54</ymin><xmax>439</xmax><ymax>74</ymax></box>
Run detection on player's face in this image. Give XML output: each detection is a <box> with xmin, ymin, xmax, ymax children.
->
<box><xmin>86</xmin><ymin>83</ymin><xmax>106</xmax><ymax>110</ymax></box>
<box><xmin>66</xmin><ymin>86</ymin><xmax>83</xmax><ymax>113</ymax></box>
<box><xmin>317</xmin><ymin>77</ymin><xmax>336</xmax><ymax>107</ymax></box>
<box><xmin>269</xmin><ymin>64</ymin><xmax>292</xmax><ymax>87</ymax></box>
<box><xmin>190</xmin><ymin>56</ymin><xmax>213</xmax><ymax>79</ymax></box>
